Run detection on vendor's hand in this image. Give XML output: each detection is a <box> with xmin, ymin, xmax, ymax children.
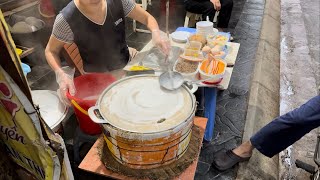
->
<box><xmin>211</xmin><ymin>0</ymin><xmax>221</xmax><ymax>11</ymax></box>
<box><xmin>55</xmin><ymin>67</ymin><xmax>76</xmax><ymax>106</ymax></box>
<box><xmin>152</xmin><ymin>30</ymin><xmax>171</xmax><ymax>56</ymax></box>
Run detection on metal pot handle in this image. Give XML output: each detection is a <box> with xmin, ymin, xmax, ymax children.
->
<box><xmin>184</xmin><ymin>81</ymin><xmax>198</xmax><ymax>93</ymax></box>
<box><xmin>88</xmin><ymin>106</ymin><xmax>108</xmax><ymax>124</ymax></box>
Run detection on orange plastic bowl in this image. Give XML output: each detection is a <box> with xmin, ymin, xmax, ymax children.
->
<box><xmin>199</xmin><ymin>59</ymin><xmax>226</xmax><ymax>84</ymax></box>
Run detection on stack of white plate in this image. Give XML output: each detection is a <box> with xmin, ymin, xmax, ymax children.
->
<box><xmin>171</xmin><ymin>31</ymin><xmax>191</xmax><ymax>43</ymax></box>
<box><xmin>196</xmin><ymin>21</ymin><xmax>215</xmax><ymax>37</ymax></box>
<box><xmin>31</xmin><ymin>90</ymin><xmax>68</xmax><ymax>132</ymax></box>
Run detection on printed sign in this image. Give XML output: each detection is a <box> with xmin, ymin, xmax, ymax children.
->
<box><xmin>0</xmin><ymin>10</ymin><xmax>73</xmax><ymax>180</ymax></box>
<box><xmin>0</xmin><ymin>69</ymin><xmax>59</xmax><ymax>179</ymax></box>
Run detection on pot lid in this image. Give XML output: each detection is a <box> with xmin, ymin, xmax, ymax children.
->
<box><xmin>98</xmin><ymin>76</ymin><xmax>195</xmax><ymax>133</ymax></box>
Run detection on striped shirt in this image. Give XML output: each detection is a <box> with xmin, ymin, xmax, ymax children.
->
<box><xmin>52</xmin><ymin>0</ymin><xmax>135</xmax><ymax>43</ymax></box>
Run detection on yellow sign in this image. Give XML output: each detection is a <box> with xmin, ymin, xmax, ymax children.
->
<box><xmin>0</xmin><ymin>9</ymin><xmax>73</xmax><ymax>180</ymax></box>
<box><xmin>0</xmin><ymin>67</ymin><xmax>59</xmax><ymax>179</ymax></box>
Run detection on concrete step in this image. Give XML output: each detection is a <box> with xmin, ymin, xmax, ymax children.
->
<box><xmin>236</xmin><ymin>0</ymin><xmax>281</xmax><ymax>179</ymax></box>
<box><xmin>236</xmin><ymin>0</ymin><xmax>319</xmax><ymax>179</ymax></box>
<box><xmin>279</xmin><ymin>0</ymin><xmax>319</xmax><ymax>179</ymax></box>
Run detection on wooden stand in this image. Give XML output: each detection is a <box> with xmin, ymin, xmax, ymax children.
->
<box><xmin>79</xmin><ymin>117</ymin><xmax>208</xmax><ymax>180</ymax></box>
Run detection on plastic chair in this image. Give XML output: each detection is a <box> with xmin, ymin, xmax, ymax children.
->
<box><xmin>61</xmin><ymin>43</ymin><xmax>85</xmax><ymax>76</ymax></box>
<box><xmin>184</xmin><ymin>11</ymin><xmax>220</xmax><ymax>27</ymax></box>
<box><xmin>61</xmin><ymin>43</ymin><xmax>138</xmax><ymax>75</ymax></box>
<box><xmin>184</xmin><ymin>12</ymin><xmax>202</xmax><ymax>27</ymax></box>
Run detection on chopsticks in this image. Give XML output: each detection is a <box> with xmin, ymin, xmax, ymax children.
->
<box><xmin>207</xmin><ymin>54</ymin><xmax>219</xmax><ymax>75</ymax></box>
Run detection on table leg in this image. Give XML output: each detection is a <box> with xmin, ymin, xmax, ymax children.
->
<box><xmin>204</xmin><ymin>87</ymin><xmax>218</xmax><ymax>142</ymax></box>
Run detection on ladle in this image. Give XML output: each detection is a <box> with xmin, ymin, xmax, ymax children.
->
<box><xmin>159</xmin><ymin>71</ymin><xmax>219</xmax><ymax>91</ymax></box>
<box><xmin>159</xmin><ymin>71</ymin><xmax>185</xmax><ymax>90</ymax></box>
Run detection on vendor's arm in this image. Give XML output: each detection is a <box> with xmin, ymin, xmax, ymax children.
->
<box><xmin>45</xmin><ymin>14</ymin><xmax>76</xmax><ymax>103</ymax></box>
<box><xmin>45</xmin><ymin>13</ymin><xmax>74</xmax><ymax>72</ymax></box>
<box><xmin>45</xmin><ymin>35</ymin><xmax>65</xmax><ymax>72</ymax></box>
<box><xmin>127</xmin><ymin>4</ymin><xmax>159</xmax><ymax>32</ymax></box>
<box><xmin>127</xmin><ymin>5</ymin><xmax>170</xmax><ymax>54</ymax></box>
<box><xmin>45</xmin><ymin>36</ymin><xmax>76</xmax><ymax>103</ymax></box>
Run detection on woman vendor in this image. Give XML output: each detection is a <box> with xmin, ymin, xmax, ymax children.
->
<box><xmin>45</xmin><ymin>0</ymin><xmax>169</xmax><ymax>104</ymax></box>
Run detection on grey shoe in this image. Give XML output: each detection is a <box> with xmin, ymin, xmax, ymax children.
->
<box><xmin>212</xmin><ymin>150</ymin><xmax>251</xmax><ymax>171</ymax></box>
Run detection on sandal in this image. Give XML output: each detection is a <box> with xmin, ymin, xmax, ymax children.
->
<box><xmin>212</xmin><ymin>149</ymin><xmax>251</xmax><ymax>171</ymax></box>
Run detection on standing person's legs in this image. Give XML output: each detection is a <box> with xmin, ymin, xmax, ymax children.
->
<box><xmin>217</xmin><ymin>0</ymin><xmax>234</xmax><ymax>28</ymax></box>
<box><xmin>184</xmin><ymin>0</ymin><xmax>216</xmax><ymax>22</ymax></box>
<box><xmin>250</xmin><ymin>95</ymin><xmax>320</xmax><ymax>157</ymax></box>
<box><xmin>213</xmin><ymin>95</ymin><xmax>320</xmax><ymax>170</ymax></box>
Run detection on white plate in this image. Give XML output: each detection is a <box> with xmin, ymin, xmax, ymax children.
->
<box><xmin>171</xmin><ymin>31</ymin><xmax>190</xmax><ymax>43</ymax></box>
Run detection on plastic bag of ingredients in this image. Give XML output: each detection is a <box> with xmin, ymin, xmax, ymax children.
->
<box><xmin>138</xmin><ymin>46</ymin><xmax>183</xmax><ymax>72</ymax></box>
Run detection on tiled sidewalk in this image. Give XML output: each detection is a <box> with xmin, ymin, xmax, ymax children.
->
<box><xmin>195</xmin><ymin>0</ymin><xmax>265</xmax><ymax>179</ymax></box>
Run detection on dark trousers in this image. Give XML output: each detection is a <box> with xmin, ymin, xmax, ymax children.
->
<box><xmin>195</xmin><ymin>87</ymin><xmax>205</xmax><ymax>116</ymax></box>
<box><xmin>250</xmin><ymin>95</ymin><xmax>320</xmax><ymax>158</ymax></box>
<box><xmin>184</xmin><ymin>0</ymin><xmax>233</xmax><ymax>28</ymax></box>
